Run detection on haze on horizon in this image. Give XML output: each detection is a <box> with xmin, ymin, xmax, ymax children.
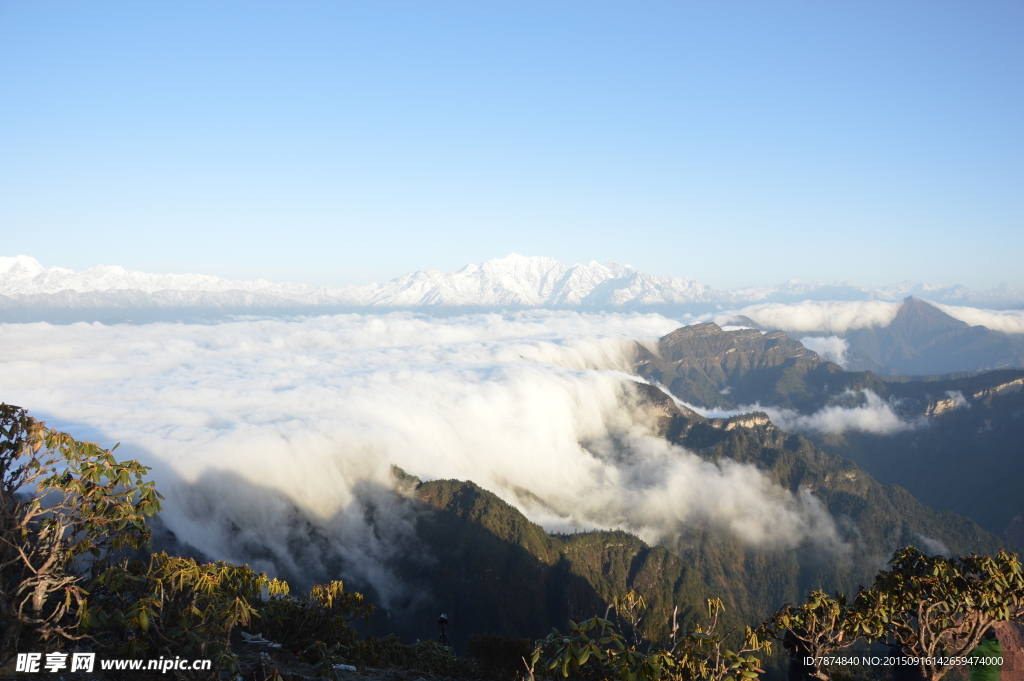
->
<box><xmin>1</xmin><ymin>1</ymin><xmax>1022</xmax><ymax>290</ymax></box>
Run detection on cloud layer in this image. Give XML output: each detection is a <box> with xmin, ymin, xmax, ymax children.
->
<box><xmin>931</xmin><ymin>303</ymin><xmax>1024</xmax><ymax>335</ymax></box>
<box><xmin>761</xmin><ymin>391</ymin><xmax>917</xmax><ymax>435</ymax></box>
<box><xmin>708</xmin><ymin>299</ymin><xmax>1024</xmax><ymax>339</ymax></box>
<box><xmin>713</xmin><ymin>301</ymin><xmax>902</xmax><ymax>335</ymax></box>
<box><xmin>0</xmin><ymin>311</ymin><xmax>844</xmax><ymax>599</ymax></box>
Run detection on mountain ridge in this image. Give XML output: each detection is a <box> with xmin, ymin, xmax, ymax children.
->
<box><xmin>4</xmin><ymin>254</ymin><xmax>1023</xmax><ymax>314</ymax></box>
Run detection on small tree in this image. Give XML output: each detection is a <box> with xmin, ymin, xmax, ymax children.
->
<box><xmin>759</xmin><ymin>591</ymin><xmax>853</xmax><ymax>681</ymax></box>
<box><xmin>670</xmin><ymin>598</ymin><xmax>770</xmax><ymax>681</ymax></box>
<box><xmin>0</xmin><ymin>403</ymin><xmax>161</xmax><ymax>662</ymax></box>
<box><xmin>615</xmin><ymin>590</ymin><xmax>648</xmax><ymax>649</ymax></box>
<box><xmin>849</xmin><ymin>546</ymin><xmax>1024</xmax><ymax>681</ymax></box>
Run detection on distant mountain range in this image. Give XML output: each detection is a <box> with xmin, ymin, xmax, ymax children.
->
<box><xmin>5</xmin><ymin>254</ymin><xmax>1023</xmax><ymax>375</ymax></box>
<box><xmin>632</xmin><ymin>322</ymin><xmax>1024</xmax><ymax>543</ymax></box>
<box><xmin>3</xmin><ymin>254</ymin><xmax>1024</xmax><ymax>322</ymax></box>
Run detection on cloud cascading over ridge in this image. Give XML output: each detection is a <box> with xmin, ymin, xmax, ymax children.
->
<box><xmin>682</xmin><ymin>390</ymin><xmax>918</xmax><ymax>436</ymax></box>
<box><xmin>931</xmin><ymin>304</ymin><xmax>1024</xmax><ymax>335</ymax></box>
<box><xmin>708</xmin><ymin>299</ymin><xmax>1024</xmax><ymax>339</ymax></box>
<box><xmin>759</xmin><ymin>391</ymin><xmax>918</xmax><ymax>435</ymax></box>
<box><xmin>0</xmin><ymin>311</ymin><xmax>844</xmax><ymax>600</ymax></box>
<box><xmin>713</xmin><ymin>301</ymin><xmax>902</xmax><ymax>335</ymax></box>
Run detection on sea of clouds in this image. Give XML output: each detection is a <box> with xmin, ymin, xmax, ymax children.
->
<box><xmin>0</xmin><ymin>311</ymin><xmax>851</xmax><ymax>603</ymax></box>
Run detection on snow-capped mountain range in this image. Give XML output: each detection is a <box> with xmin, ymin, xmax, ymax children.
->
<box><xmin>1</xmin><ymin>254</ymin><xmax>1022</xmax><ymax>322</ymax></box>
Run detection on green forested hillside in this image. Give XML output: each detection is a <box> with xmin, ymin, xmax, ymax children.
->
<box><xmin>363</xmin><ymin>385</ymin><xmax>1007</xmax><ymax>658</ymax></box>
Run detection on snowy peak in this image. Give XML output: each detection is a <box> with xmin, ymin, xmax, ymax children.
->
<box><xmin>0</xmin><ymin>253</ymin><xmax>722</xmax><ymax>312</ymax></box>
<box><xmin>0</xmin><ymin>255</ymin><xmax>347</xmax><ymax>298</ymax></box>
<box><xmin>0</xmin><ymin>255</ymin><xmax>293</xmax><ymax>295</ymax></box>
<box><xmin>0</xmin><ymin>255</ymin><xmax>74</xmax><ymax>292</ymax></box>
<box><xmin>2</xmin><ymin>254</ymin><xmax>1024</xmax><ymax>319</ymax></box>
<box><xmin>0</xmin><ymin>255</ymin><xmax>51</xmax><ymax>278</ymax></box>
<box><xmin>361</xmin><ymin>254</ymin><xmax>702</xmax><ymax>308</ymax></box>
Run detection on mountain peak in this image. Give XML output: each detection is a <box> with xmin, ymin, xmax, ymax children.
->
<box><xmin>838</xmin><ymin>296</ymin><xmax>1024</xmax><ymax>375</ymax></box>
<box><xmin>0</xmin><ymin>255</ymin><xmax>48</xmax><ymax>276</ymax></box>
<box><xmin>897</xmin><ymin>296</ymin><xmax>969</xmax><ymax>331</ymax></box>
<box><xmin>635</xmin><ymin>323</ymin><xmax>830</xmax><ymax>409</ymax></box>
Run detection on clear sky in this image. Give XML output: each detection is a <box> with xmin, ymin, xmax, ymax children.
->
<box><xmin>2</xmin><ymin>1</ymin><xmax>1022</xmax><ymax>290</ymax></box>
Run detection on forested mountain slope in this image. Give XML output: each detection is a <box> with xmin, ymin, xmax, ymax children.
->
<box><xmin>353</xmin><ymin>387</ymin><xmax>1006</xmax><ymax>654</ymax></box>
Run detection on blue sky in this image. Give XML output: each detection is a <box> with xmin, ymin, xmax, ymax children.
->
<box><xmin>2</xmin><ymin>1</ymin><xmax>1021</xmax><ymax>289</ymax></box>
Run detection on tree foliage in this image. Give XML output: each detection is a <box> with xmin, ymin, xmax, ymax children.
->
<box><xmin>758</xmin><ymin>590</ymin><xmax>853</xmax><ymax>681</ymax></box>
<box><xmin>761</xmin><ymin>547</ymin><xmax>1024</xmax><ymax>681</ymax></box>
<box><xmin>848</xmin><ymin>547</ymin><xmax>1024</xmax><ymax>681</ymax></box>
<box><xmin>81</xmin><ymin>553</ymin><xmax>288</xmax><ymax>668</ymax></box>
<box><xmin>0</xmin><ymin>403</ymin><xmax>161</xmax><ymax>661</ymax></box>
<box><xmin>531</xmin><ymin>596</ymin><xmax>770</xmax><ymax>681</ymax></box>
<box><xmin>262</xmin><ymin>577</ymin><xmax>374</xmax><ymax>649</ymax></box>
<box><xmin>80</xmin><ymin>552</ymin><xmax>374</xmax><ymax>676</ymax></box>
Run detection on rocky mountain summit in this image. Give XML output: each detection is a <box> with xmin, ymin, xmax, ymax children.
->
<box><xmin>634</xmin><ymin>322</ymin><xmax>884</xmax><ymax>410</ymax></box>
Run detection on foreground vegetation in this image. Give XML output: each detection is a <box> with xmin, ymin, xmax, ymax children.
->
<box><xmin>2</xmin><ymin>403</ymin><xmax>1023</xmax><ymax>681</ymax></box>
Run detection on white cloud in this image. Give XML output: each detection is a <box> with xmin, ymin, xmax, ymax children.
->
<box><xmin>683</xmin><ymin>390</ymin><xmax>917</xmax><ymax>436</ymax></box>
<box><xmin>930</xmin><ymin>303</ymin><xmax>1024</xmax><ymax>335</ymax></box>
<box><xmin>761</xmin><ymin>391</ymin><xmax>916</xmax><ymax>435</ymax></box>
<box><xmin>0</xmin><ymin>311</ymin><xmax>845</xmax><ymax>598</ymax></box>
<box><xmin>945</xmin><ymin>390</ymin><xmax>970</xmax><ymax>409</ymax></box>
<box><xmin>799</xmin><ymin>336</ymin><xmax>850</xmax><ymax>367</ymax></box>
<box><xmin>914</xmin><ymin>533</ymin><xmax>951</xmax><ymax>557</ymax></box>
<box><xmin>713</xmin><ymin>300</ymin><xmax>901</xmax><ymax>335</ymax></box>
